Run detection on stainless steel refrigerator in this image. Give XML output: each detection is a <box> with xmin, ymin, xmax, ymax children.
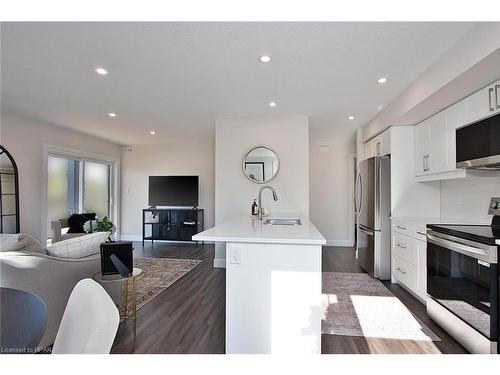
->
<box><xmin>355</xmin><ymin>156</ymin><xmax>391</xmax><ymax>280</ymax></box>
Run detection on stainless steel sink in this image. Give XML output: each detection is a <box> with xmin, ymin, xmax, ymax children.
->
<box><xmin>264</xmin><ymin>218</ymin><xmax>302</xmax><ymax>225</ymax></box>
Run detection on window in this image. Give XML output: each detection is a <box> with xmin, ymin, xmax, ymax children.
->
<box><xmin>47</xmin><ymin>155</ymin><xmax>112</xmax><ymax>239</ymax></box>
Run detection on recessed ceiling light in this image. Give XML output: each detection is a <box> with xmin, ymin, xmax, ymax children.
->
<box><xmin>149</xmin><ymin>130</ymin><xmax>156</xmax><ymax>135</ymax></box>
<box><xmin>377</xmin><ymin>104</ymin><xmax>384</xmax><ymax>111</ymax></box>
<box><xmin>107</xmin><ymin>112</ymin><xmax>117</xmax><ymax>118</ymax></box>
<box><xmin>269</xmin><ymin>101</ymin><xmax>277</xmax><ymax>107</ymax></box>
<box><xmin>94</xmin><ymin>67</ymin><xmax>109</xmax><ymax>76</ymax></box>
<box><xmin>259</xmin><ymin>55</ymin><xmax>272</xmax><ymax>63</ymax></box>
<box><xmin>348</xmin><ymin>116</ymin><xmax>355</xmax><ymax>120</ymax></box>
<box><xmin>377</xmin><ymin>77</ymin><xmax>387</xmax><ymax>84</ymax></box>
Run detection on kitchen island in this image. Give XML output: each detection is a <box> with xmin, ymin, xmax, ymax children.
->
<box><xmin>193</xmin><ymin>215</ymin><xmax>326</xmax><ymax>354</ymax></box>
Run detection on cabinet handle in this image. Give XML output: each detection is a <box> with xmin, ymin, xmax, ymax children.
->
<box><xmin>496</xmin><ymin>84</ymin><xmax>500</xmax><ymax>109</ymax></box>
<box><xmin>489</xmin><ymin>87</ymin><xmax>495</xmax><ymax>112</ymax></box>
<box><xmin>397</xmin><ymin>267</ymin><xmax>407</xmax><ymax>275</ymax></box>
<box><xmin>424</xmin><ymin>154</ymin><xmax>431</xmax><ymax>172</ymax></box>
<box><xmin>397</xmin><ymin>243</ymin><xmax>407</xmax><ymax>249</ymax></box>
<box><xmin>396</xmin><ymin>225</ymin><xmax>407</xmax><ymax>230</ymax></box>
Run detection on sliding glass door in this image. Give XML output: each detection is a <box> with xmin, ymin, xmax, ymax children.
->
<box><xmin>83</xmin><ymin>161</ymin><xmax>110</xmax><ymax>218</ymax></box>
<box><xmin>47</xmin><ymin>155</ymin><xmax>112</xmax><ymax>239</ymax></box>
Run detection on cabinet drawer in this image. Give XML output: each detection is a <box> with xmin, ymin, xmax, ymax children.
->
<box><xmin>394</xmin><ymin>255</ymin><xmax>417</xmax><ymax>292</ymax></box>
<box><xmin>392</xmin><ymin>222</ymin><xmax>415</xmax><ymax>236</ymax></box>
<box><xmin>392</xmin><ymin>233</ymin><xmax>417</xmax><ymax>264</ymax></box>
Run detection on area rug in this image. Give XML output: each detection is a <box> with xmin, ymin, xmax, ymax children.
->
<box><xmin>124</xmin><ymin>257</ymin><xmax>202</xmax><ymax>316</ymax></box>
<box><xmin>321</xmin><ymin>272</ymin><xmax>440</xmax><ymax>341</ymax></box>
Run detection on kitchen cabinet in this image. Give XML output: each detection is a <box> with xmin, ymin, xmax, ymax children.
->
<box><xmin>413</xmin><ymin>80</ymin><xmax>500</xmax><ymax>182</ymax></box>
<box><xmin>414</xmin><ymin>114</ymin><xmax>448</xmax><ymax>177</ymax></box>
<box><xmin>391</xmin><ymin>220</ymin><xmax>427</xmax><ymax>303</ymax></box>
<box><xmin>466</xmin><ymin>80</ymin><xmax>500</xmax><ymax>124</ymax></box>
<box><xmin>365</xmin><ymin>128</ymin><xmax>390</xmax><ymax>159</ymax></box>
<box><xmin>414</xmin><ymin>100</ymin><xmax>467</xmax><ymax>181</ymax></box>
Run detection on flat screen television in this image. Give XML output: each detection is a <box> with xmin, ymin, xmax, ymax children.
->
<box><xmin>148</xmin><ymin>176</ymin><xmax>199</xmax><ymax>207</ymax></box>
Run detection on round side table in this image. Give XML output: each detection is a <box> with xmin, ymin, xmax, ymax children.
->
<box><xmin>93</xmin><ymin>267</ymin><xmax>143</xmax><ymax>337</ymax></box>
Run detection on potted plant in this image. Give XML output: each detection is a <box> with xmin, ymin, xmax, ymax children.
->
<box><xmin>83</xmin><ymin>216</ymin><xmax>116</xmax><ymax>242</ymax></box>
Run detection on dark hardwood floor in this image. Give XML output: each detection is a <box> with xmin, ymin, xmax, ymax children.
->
<box><xmin>111</xmin><ymin>243</ymin><xmax>225</xmax><ymax>354</ymax></box>
<box><xmin>322</xmin><ymin>246</ymin><xmax>467</xmax><ymax>354</ymax></box>
<box><xmin>111</xmin><ymin>242</ymin><xmax>466</xmax><ymax>354</ymax></box>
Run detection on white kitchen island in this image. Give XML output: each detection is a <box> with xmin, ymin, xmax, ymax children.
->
<box><xmin>193</xmin><ymin>215</ymin><xmax>326</xmax><ymax>354</ymax></box>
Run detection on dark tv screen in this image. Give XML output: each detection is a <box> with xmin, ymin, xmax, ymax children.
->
<box><xmin>148</xmin><ymin>176</ymin><xmax>199</xmax><ymax>206</ymax></box>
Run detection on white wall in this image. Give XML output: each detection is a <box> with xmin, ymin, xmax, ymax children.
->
<box><xmin>441</xmin><ymin>171</ymin><xmax>500</xmax><ymax>224</ymax></box>
<box><xmin>0</xmin><ymin>112</ymin><xmax>122</xmax><ymax>243</ymax></box>
<box><xmin>214</xmin><ymin>115</ymin><xmax>310</xmax><ymax>267</ymax></box>
<box><xmin>309</xmin><ymin>127</ymin><xmax>356</xmax><ymax>246</ymax></box>
<box><xmin>120</xmin><ymin>140</ymin><xmax>215</xmax><ymax>239</ymax></box>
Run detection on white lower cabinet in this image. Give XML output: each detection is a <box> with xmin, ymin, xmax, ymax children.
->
<box><xmin>392</xmin><ymin>226</ymin><xmax>427</xmax><ymax>303</ymax></box>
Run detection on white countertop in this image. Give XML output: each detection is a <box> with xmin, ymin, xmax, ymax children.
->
<box><xmin>193</xmin><ymin>214</ymin><xmax>326</xmax><ymax>245</ymax></box>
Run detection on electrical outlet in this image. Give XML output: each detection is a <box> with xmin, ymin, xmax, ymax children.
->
<box><xmin>230</xmin><ymin>248</ymin><xmax>241</xmax><ymax>265</ymax></box>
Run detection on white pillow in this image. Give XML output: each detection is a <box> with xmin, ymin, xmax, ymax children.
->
<box><xmin>47</xmin><ymin>232</ymin><xmax>110</xmax><ymax>259</ymax></box>
<box><xmin>18</xmin><ymin>233</ymin><xmax>45</xmax><ymax>254</ymax></box>
<box><xmin>0</xmin><ymin>234</ymin><xmax>24</xmax><ymax>252</ymax></box>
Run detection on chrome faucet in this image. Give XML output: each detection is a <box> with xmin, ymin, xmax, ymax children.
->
<box><xmin>257</xmin><ymin>185</ymin><xmax>278</xmax><ymax>220</ymax></box>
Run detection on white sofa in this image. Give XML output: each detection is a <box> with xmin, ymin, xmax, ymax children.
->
<box><xmin>0</xmin><ymin>232</ymin><xmax>120</xmax><ymax>348</ymax></box>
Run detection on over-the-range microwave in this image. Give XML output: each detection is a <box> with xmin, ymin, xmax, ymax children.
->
<box><xmin>456</xmin><ymin>112</ymin><xmax>500</xmax><ymax>170</ymax></box>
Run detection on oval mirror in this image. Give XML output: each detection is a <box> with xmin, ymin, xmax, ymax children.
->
<box><xmin>242</xmin><ymin>146</ymin><xmax>279</xmax><ymax>183</ymax></box>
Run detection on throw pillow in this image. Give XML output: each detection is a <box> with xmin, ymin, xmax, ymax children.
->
<box><xmin>47</xmin><ymin>231</ymin><xmax>109</xmax><ymax>259</ymax></box>
<box><xmin>67</xmin><ymin>213</ymin><xmax>96</xmax><ymax>233</ymax></box>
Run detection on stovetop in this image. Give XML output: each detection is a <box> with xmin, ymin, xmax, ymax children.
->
<box><xmin>427</xmin><ymin>224</ymin><xmax>500</xmax><ymax>245</ymax></box>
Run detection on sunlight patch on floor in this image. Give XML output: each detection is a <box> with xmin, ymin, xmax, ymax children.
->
<box><xmin>350</xmin><ymin>295</ymin><xmax>434</xmax><ymax>341</ymax></box>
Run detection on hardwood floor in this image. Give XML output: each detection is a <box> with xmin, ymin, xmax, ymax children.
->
<box><xmin>322</xmin><ymin>246</ymin><xmax>467</xmax><ymax>354</ymax></box>
<box><xmin>111</xmin><ymin>242</ymin><xmax>466</xmax><ymax>354</ymax></box>
<box><xmin>111</xmin><ymin>243</ymin><xmax>225</xmax><ymax>354</ymax></box>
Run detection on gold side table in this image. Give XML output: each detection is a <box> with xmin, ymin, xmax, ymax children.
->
<box><xmin>93</xmin><ymin>267</ymin><xmax>143</xmax><ymax>337</ymax></box>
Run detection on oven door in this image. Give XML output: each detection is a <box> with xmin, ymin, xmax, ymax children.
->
<box><xmin>427</xmin><ymin>231</ymin><xmax>499</xmax><ymax>340</ymax></box>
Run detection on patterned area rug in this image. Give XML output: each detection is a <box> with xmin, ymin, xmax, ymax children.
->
<box><xmin>124</xmin><ymin>257</ymin><xmax>202</xmax><ymax>316</ymax></box>
<box><xmin>322</xmin><ymin>272</ymin><xmax>440</xmax><ymax>341</ymax></box>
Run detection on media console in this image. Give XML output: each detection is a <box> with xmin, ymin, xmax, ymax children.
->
<box><xmin>142</xmin><ymin>208</ymin><xmax>204</xmax><ymax>246</ymax></box>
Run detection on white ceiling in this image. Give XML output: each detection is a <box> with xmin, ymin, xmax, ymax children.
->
<box><xmin>1</xmin><ymin>22</ymin><xmax>475</xmax><ymax>145</ymax></box>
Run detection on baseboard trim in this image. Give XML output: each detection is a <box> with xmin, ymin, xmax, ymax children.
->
<box><xmin>326</xmin><ymin>240</ymin><xmax>354</xmax><ymax>247</ymax></box>
<box><xmin>213</xmin><ymin>258</ymin><xmax>226</xmax><ymax>268</ymax></box>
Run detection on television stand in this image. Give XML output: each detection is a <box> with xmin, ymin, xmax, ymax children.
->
<box><xmin>142</xmin><ymin>208</ymin><xmax>204</xmax><ymax>247</ymax></box>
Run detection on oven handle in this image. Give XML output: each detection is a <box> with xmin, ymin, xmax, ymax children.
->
<box><xmin>427</xmin><ymin>233</ymin><xmax>497</xmax><ymax>263</ymax></box>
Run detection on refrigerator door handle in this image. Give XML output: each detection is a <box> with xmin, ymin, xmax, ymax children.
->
<box><xmin>358</xmin><ymin>226</ymin><xmax>374</xmax><ymax>236</ymax></box>
<box><xmin>358</xmin><ymin>173</ymin><xmax>363</xmax><ymax>217</ymax></box>
<box><xmin>354</xmin><ymin>172</ymin><xmax>360</xmax><ymax>214</ymax></box>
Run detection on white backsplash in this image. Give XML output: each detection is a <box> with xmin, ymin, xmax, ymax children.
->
<box><xmin>440</xmin><ymin>170</ymin><xmax>500</xmax><ymax>224</ymax></box>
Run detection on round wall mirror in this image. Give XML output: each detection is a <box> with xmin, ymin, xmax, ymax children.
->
<box><xmin>242</xmin><ymin>146</ymin><xmax>279</xmax><ymax>183</ymax></box>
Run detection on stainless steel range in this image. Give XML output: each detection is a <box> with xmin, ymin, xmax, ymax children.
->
<box><xmin>426</xmin><ymin>198</ymin><xmax>500</xmax><ymax>354</ymax></box>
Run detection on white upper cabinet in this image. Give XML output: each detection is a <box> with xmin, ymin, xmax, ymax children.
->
<box><xmin>414</xmin><ymin>80</ymin><xmax>500</xmax><ymax>182</ymax></box>
<box><xmin>365</xmin><ymin>128</ymin><xmax>391</xmax><ymax>159</ymax></box>
<box><xmin>466</xmin><ymin>81</ymin><xmax>500</xmax><ymax>123</ymax></box>
<box><xmin>414</xmin><ymin>119</ymin><xmax>430</xmax><ymax>176</ymax></box>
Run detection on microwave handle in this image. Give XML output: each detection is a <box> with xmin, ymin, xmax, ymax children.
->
<box><xmin>495</xmin><ymin>84</ymin><xmax>500</xmax><ymax>109</ymax></box>
<box><xmin>489</xmin><ymin>87</ymin><xmax>495</xmax><ymax>112</ymax></box>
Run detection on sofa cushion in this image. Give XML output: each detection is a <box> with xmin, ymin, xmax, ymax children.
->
<box><xmin>47</xmin><ymin>232</ymin><xmax>109</xmax><ymax>259</ymax></box>
<box><xmin>18</xmin><ymin>233</ymin><xmax>45</xmax><ymax>254</ymax></box>
<box><xmin>0</xmin><ymin>234</ymin><xmax>24</xmax><ymax>252</ymax></box>
<box><xmin>67</xmin><ymin>213</ymin><xmax>96</xmax><ymax>234</ymax></box>
<box><xmin>0</xmin><ymin>233</ymin><xmax>45</xmax><ymax>253</ymax></box>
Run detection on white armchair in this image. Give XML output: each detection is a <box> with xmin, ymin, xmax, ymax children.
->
<box><xmin>0</xmin><ymin>233</ymin><xmax>120</xmax><ymax>348</ymax></box>
<box><xmin>50</xmin><ymin>218</ymin><xmax>86</xmax><ymax>243</ymax></box>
